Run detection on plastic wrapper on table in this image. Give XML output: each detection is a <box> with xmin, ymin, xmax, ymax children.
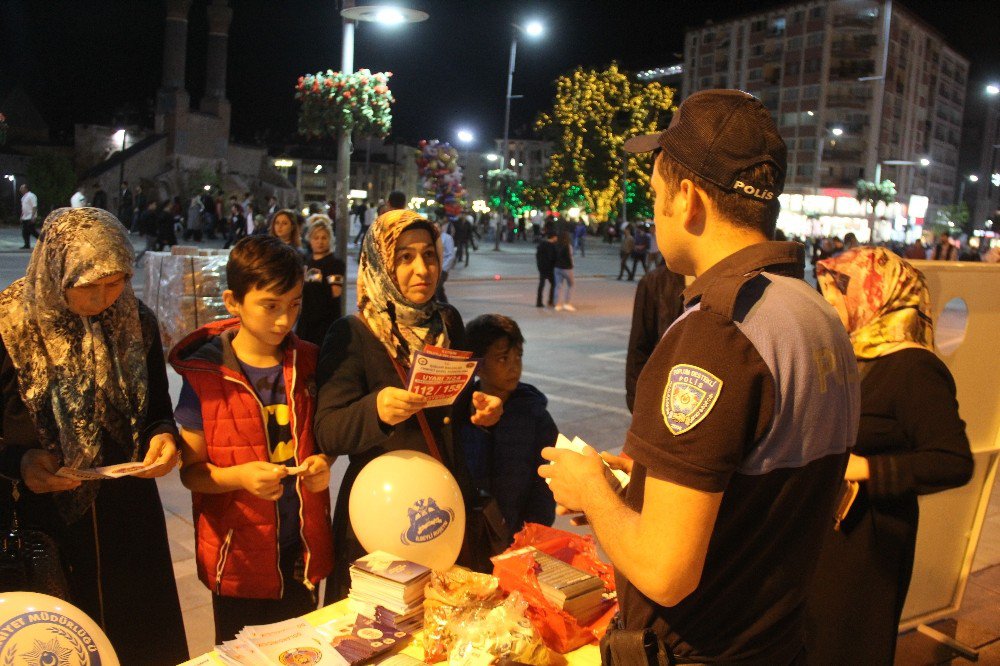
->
<box><xmin>422</xmin><ymin>567</ymin><xmax>504</xmax><ymax>663</ymax></box>
<box><xmin>446</xmin><ymin>592</ymin><xmax>561</xmax><ymax>666</ymax></box>
<box><xmin>140</xmin><ymin>251</ymin><xmax>232</xmax><ymax>351</ymax></box>
<box><xmin>491</xmin><ymin>524</ymin><xmax>618</xmax><ymax>654</ymax></box>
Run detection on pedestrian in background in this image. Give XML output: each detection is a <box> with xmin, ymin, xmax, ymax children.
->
<box><xmin>618</xmin><ymin>225</ymin><xmax>635</xmax><ymax>280</ymax></box>
<box><xmin>535</xmin><ymin>228</ymin><xmax>557</xmax><ymax>307</ymax></box>
<box><xmin>18</xmin><ymin>183</ymin><xmax>38</xmax><ymax>249</ymax></box>
<box><xmin>436</xmin><ymin>218</ymin><xmax>457</xmax><ymax>303</ymax></box>
<box><xmin>553</xmin><ymin>230</ymin><xmax>575</xmax><ymax>312</ymax></box>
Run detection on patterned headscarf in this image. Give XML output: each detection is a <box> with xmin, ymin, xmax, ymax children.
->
<box><xmin>357</xmin><ymin>209</ymin><xmax>448</xmax><ymax>367</ymax></box>
<box><xmin>816</xmin><ymin>247</ymin><xmax>934</xmax><ymax>359</ymax></box>
<box><xmin>0</xmin><ymin>208</ymin><xmax>148</xmax><ymax>521</ymax></box>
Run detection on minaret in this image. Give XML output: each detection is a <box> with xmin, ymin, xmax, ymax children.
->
<box><xmin>200</xmin><ymin>0</ymin><xmax>232</xmax><ymax>133</ymax></box>
<box><xmin>155</xmin><ymin>0</ymin><xmax>192</xmax><ymax>136</ymax></box>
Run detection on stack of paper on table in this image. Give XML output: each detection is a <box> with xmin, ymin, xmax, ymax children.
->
<box><xmin>530</xmin><ymin>547</ymin><xmax>610</xmax><ymax>624</ymax></box>
<box><xmin>348</xmin><ymin>551</ymin><xmax>431</xmax><ymax>633</ymax></box>
<box><xmin>215</xmin><ymin>617</ymin><xmax>344</xmax><ymax>665</ymax></box>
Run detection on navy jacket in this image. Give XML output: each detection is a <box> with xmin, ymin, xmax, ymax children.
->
<box><xmin>459</xmin><ymin>381</ymin><xmax>558</xmax><ymax>535</ymax></box>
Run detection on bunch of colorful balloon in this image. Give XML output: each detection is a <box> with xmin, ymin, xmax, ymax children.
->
<box><xmin>415</xmin><ymin>139</ymin><xmax>466</xmax><ymax>217</ymax></box>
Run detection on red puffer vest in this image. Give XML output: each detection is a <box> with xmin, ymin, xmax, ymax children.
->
<box><xmin>169</xmin><ymin>318</ymin><xmax>333</xmax><ymax>600</ymax></box>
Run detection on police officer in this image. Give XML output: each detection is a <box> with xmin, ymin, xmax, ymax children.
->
<box><xmin>540</xmin><ymin>89</ymin><xmax>859</xmax><ymax>664</ymax></box>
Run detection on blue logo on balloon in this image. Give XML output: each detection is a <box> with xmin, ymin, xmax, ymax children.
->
<box><xmin>0</xmin><ymin>611</ymin><xmax>103</xmax><ymax>665</ymax></box>
<box><xmin>401</xmin><ymin>497</ymin><xmax>454</xmax><ymax>545</ymax></box>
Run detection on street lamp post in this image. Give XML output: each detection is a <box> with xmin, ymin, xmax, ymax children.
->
<box><xmin>335</xmin><ymin>2</ymin><xmax>427</xmax><ymax>316</ymax></box>
<box><xmin>958</xmin><ymin>174</ymin><xmax>979</xmax><ymax>205</ymax></box>
<box><xmin>813</xmin><ymin>124</ymin><xmax>844</xmax><ymax>193</ymax></box>
<box><xmin>497</xmin><ymin>19</ymin><xmax>544</xmax><ymax>251</ymax></box>
<box><xmin>114</xmin><ymin>128</ymin><xmax>127</xmax><ymax>215</ymax></box>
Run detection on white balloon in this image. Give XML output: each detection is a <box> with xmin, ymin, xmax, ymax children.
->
<box><xmin>0</xmin><ymin>592</ymin><xmax>120</xmax><ymax>666</ymax></box>
<box><xmin>349</xmin><ymin>450</ymin><xmax>466</xmax><ymax>571</ymax></box>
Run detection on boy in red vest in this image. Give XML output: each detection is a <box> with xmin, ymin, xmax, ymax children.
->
<box><xmin>170</xmin><ymin>235</ymin><xmax>334</xmax><ymax>643</ymax></box>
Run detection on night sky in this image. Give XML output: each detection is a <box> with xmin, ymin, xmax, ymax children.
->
<box><xmin>2</xmin><ymin>0</ymin><xmax>998</xmax><ymax>149</ymax></box>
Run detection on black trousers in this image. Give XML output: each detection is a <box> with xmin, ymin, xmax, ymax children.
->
<box><xmin>21</xmin><ymin>219</ymin><xmax>39</xmax><ymax>247</ymax></box>
<box><xmin>537</xmin><ymin>271</ymin><xmax>555</xmax><ymax>306</ymax></box>
<box><xmin>212</xmin><ymin>545</ymin><xmax>315</xmax><ymax>643</ymax></box>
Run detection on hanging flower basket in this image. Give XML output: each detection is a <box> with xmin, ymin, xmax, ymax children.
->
<box><xmin>295</xmin><ymin>69</ymin><xmax>394</xmax><ymax>139</ymax></box>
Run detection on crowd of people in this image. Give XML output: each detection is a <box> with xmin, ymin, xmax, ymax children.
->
<box><xmin>0</xmin><ymin>86</ymin><xmax>985</xmax><ymax>666</ymax></box>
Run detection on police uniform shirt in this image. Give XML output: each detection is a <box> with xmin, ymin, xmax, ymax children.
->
<box><xmin>620</xmin><ymin>242</ymin><xmax>859</xmax><ymax>664</ymax></box>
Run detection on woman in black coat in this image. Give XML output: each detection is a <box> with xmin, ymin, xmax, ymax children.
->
<box><xmin>314</xmin><ymin>209</ymin><xmax>502</xmax><ymax>598</ymax></box>
<box><xmin>0</xmin><ymin>208</ymin><xmax>188</xmax><ymax>664</ymax></box>
<box><xmin>806</xmin><ymin>247</ymin><xmax>973</xmax><ymax>665</ymax></box>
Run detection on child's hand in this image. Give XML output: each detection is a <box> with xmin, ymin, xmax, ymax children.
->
<box><xmin>300</xmin><ymin>454</ymin><xmax>332</xmax><ymax>493</ymax></box>
<box><xmin>470</xmin><ymin>391</ymin><xmax>503</xmax><ymax>427</ymax></box>
<box><xmin>238</xmin><ymin>461</ymin><xmax>287</xmax><ymax>500</ymax></box>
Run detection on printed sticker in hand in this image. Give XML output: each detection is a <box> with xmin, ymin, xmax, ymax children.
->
<box><xmin>662</xmin><ymin>364</ymin><xmax>723</xmax><ymax>435</ymax></box>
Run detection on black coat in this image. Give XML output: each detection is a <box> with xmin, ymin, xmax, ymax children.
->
<box><xmin>625</xmin><ymin>265</ymin><xmax>686</xmax><ymax>412</ymax></box>
<box><xmin>314</xmin><ymin>307</ymin><xmax>476</xmax><ymax>597</ymax></box>
<box><xmin>805</xmin><ymin>349</ymin><xmax>973</xmax><ymax>665</ymax></box>
<box><xmin>0</xmin><ymin>307</ymin><xmax>188</xmax><ymax>665</ymax></box>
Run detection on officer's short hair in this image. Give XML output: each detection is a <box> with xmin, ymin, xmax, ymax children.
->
<box><xmin>656</xmin><ymin>155</ymin><xmax>782</xmax><ymax>238</ymax></box>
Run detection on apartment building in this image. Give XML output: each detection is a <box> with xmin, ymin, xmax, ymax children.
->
<box><xmin>682</xmin><ymin>0</ymin><xmax>968</xmax><ymax>238</ymax></box>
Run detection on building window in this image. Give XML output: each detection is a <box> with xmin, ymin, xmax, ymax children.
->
<box><xmin>787</xmin><ymin>61</ymin><xmax>801</xmax><ymax>75</ymax></box>
<box><xmin>802</xmin><ymin>84</ymin><xmax>820</xmax><ymax>98</ymax></box>
<box><xmin>749</xmin><ymin>68</ymin><xmax>763</xmax><ymax>80</ymax></box>
<box><xmin>788</xmin><ymin>36</ymin><xmax>803</xmax><ymax>50</ymax></box>
<box><xmin>770</xmin><ymin>17</ymin><xmax>787</xmax><ymax>36</ymax></box>
<box><xmin>785</xmin><ymin>87</ymin><xmax>800</xmax><ymax>101</ymax></box>
<box><xmin>807</xmin><ymin>32</ymin><xmax>823</xmax><ymax>48</ymax></box>
<box><xmin>751</xmin><ymin>44</ymin><xmax>765</xmax><ymax>57</ymax></box>
<box><xmin>752</xmin><ymin>19</ymin><xmax>766</xmax><ymax>32</ymax></box>
<box><xmin>793</xmin><ymin>10</ymin><xmax>804</xmax><ymax>23</ymax></box>
<box><xmin>701</xmin><ymin>54</ymin><xmax>715</xmax><ymax>67</ymax></box>
<box><xmin>809</xmin><ymin>6</ymin><xmax>825</xmax><ymax>20</ymax></box>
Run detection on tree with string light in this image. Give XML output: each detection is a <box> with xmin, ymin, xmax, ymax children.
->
<box><xmin>535</xmin><ymin>63</ymin><xmax>675</xmax><ymax>223</ymax></box>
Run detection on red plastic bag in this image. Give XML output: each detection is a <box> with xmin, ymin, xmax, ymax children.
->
<box><xmin>491</xmin><ymin>524</ymin><xmax>618</xmax><ymax>653</ymax></box>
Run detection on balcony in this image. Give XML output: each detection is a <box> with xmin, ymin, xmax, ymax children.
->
<box><xmin>832</xmin><ymin>14</ymin><xmax>877</xmax><ymax>30</ymax></box>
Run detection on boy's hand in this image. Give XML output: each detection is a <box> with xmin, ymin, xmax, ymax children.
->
<box><xmin>238</xmin><ymin>461</ymin><xmax>288</xmax><ymax>500</ymax></box>
<box><xmin>470</xmin><ymin>391</ymin><xmax>503</xmax><ymax>427</ymax></box>
<box><xmin>300</xmin><ymin>454</ymin><xmax>333</xmax><ymax>493</ymax></box>
<box><xmin>134</xmin><ymin>433</ymin><xmax>181</xmax><ymax>478</ymax></box>
<box><xmin>376</xmin><ymin>387</ymin><xmax>428</xmax><ymax>426</ymax></box>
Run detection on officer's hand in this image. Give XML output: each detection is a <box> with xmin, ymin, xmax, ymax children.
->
<box><xmin>600</xmin><ymin>451</ymin><xmax>633</xmax><ymax>475</ymax></box>
<box><xmin>376</xmin><ymin>387</ymin><xmax>427</xmax><ymax>426</ymax></box>
<box><xmin>20</xmin><ymin>450</ymin><xmax>82</xmax><ymax>494</ymax></box>
<box><xmin>238</xmin><ymin>461</ymin><xmax>288</xmax><ymax>501</ymax></box>
<box><xmin>538</xmin><ymin>445</ymin><xmax>607</xmax><ymax>514</ymax></box>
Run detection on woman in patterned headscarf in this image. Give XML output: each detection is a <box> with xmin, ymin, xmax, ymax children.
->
<box><xmin>805</xmin><ymin>247</ymin><xmax>973</xmax><ymax>665</ymax></box>
<box><xmin>314</xmin><ymin>209</ymin><xmax>502</xmax><ymax>597</ymax></box>
<box><xmin>0</xmin><ymin>208</ymin><xmax>189</xmax><ymax>663</ymax></box>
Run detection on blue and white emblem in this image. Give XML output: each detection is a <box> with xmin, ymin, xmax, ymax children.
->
<box><xmin>400</xmin><ymin>497</ymin><xmax>454</xmax><ymax>545</ymax></box>
<box><xmin>662</xmin><ymin>364</ymin><xmax>723</xmax><ymax>435</ymax></box>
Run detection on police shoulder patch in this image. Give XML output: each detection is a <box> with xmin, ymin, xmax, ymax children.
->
<box><xmin>661</xmin><ymin>364</ymin><xmax>723</xmax><ymax>435</ymax></box>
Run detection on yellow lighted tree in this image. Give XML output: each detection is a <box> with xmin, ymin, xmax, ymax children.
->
<box><xmin>535</xmin><ymin>63</ymin><xmax>675</xmax><ymax>222</ymax></box>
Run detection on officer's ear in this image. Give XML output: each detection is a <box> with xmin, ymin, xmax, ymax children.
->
<box><xmin>678</xmin><ymin>179</ymin><xmax>707</xmax><ymax>235</ymax></box>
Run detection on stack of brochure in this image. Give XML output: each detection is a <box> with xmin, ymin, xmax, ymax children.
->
<box><xmin>530</xmin><ymin>547</ymin><xmax>609</xmax><ymax>623</ymax></box>
<box><xmin>317</xmin><ymin>613</ymin><xmax>414</xmax><ymax>665</ymax></box>
<box><xmin>348</xmin><ymin>551</ymin><xmax>431</xmax><ymax>633</ymax></box>
<box><xmin>215</xmin><ymin>617</ymin><xmax>343</xmax><ymax>665</ymax></box>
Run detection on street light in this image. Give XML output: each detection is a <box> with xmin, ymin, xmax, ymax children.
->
<box><xmin>987</xmin><ymin>84</ymin><xmax>1000</xmax><ymax>96</ymax></box>
<box><xmin>958</xmin><ymin>174</ymin><xmax>980</xmax><ymax>204</ymax></box>
<box><xmin>497</xmin><ymin>18</ymin><xmax>545</xmax><ymax>251</ymax></box>
<box><xmin>456</xmin><ymin>129</ymin><xmax>474</xmax><ymax>144</ymax></box>
<box><xmin>114</xmin><ymin>128</ymin><xmax>127</xmax><ymax>216</ymax></box>
<box><xmin>813</xmin><ymin>125</ymin><xmax>846</xmax><ymax>193</ymax></box>
<box><xmin>334</xmin><ymin>2</ymin><xmax>428</xmax><ymax>316</ymax></box>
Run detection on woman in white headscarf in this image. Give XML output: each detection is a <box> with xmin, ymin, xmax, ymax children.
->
<box><xmin>0</xmin><ymin>207</ymin><xmax>188</xmax><ymax>664</ymax></box>
<box><xmin>314</xmin><ymin>209</ymin><xmax>502</xmax><ymax>597</ymax></box>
